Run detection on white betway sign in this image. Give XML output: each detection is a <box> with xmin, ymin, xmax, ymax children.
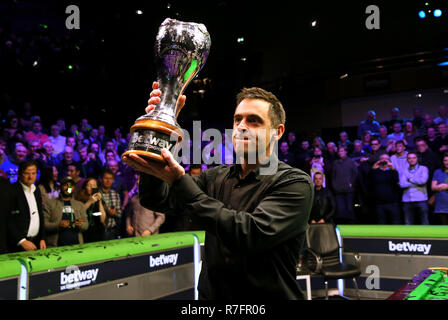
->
<box><xmin>149</xmin><ymin>253</ymin><xmax>179</xmax><ymax>268</ymax></box>
<box><xmin>388</xmin><ymin>241</ymin><xmax>432</xmax><ymax>255</ymax></box>
<box><xmin>60</xmin><ymin>268</ymin><xmax>99</xmax><ymax>291</ymax></box>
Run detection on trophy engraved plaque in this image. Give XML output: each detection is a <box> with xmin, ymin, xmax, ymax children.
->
<box><xmin>123</xmin><ymin>18</ymin><xmax>211</xmax><ymax>162</ymax></box>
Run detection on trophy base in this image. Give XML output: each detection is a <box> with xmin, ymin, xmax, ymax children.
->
<box><xmin>122</xmin><ymin>118</ymin><xmax>182</xmax><ymax>163</ymax></box>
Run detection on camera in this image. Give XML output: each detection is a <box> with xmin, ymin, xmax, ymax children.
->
<box><xmin>379</xmin><ymin>161</ymin><xmax>387</xmax><ymax>166</ymax></box>
<box><xmin>92</xmin><ymin>187</ymin><xmax>99</xmax><ymax>194</ymax></box>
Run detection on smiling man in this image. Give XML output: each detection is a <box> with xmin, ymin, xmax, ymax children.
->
<box><xmin>123</xmin><ymin>82</ymin><xmax>313</xmax><ymax>300</ymax></box>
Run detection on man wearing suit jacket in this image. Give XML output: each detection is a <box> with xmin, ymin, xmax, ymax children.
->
<box><xmin>0</xmin><ymin>178</ymin><xmax>12</xmax><ymax>254</ymax></box>
<box><xmin>8</xmin><ymin>160</ymin><xmax>46</xmax><ymax>252</ymax></box>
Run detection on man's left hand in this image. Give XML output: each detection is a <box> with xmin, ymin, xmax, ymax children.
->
<box><xmin>123</xmin><ymin>149</ymin><xmax>185</xmax><ymax>185</ymax></box>
<box><xmin>39</xmin><ymin>240</ymin><xmax>46</xmax><ymax>250</ymax></box>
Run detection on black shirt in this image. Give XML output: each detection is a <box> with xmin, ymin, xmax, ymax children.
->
<box><xmin>309</xmin><ymin>188</ymin><xmax>335</xmax><ymax>223</ymax></box>
<box><xmin>139</xmin><ymin>160</ymin><xmax>313</xmax><ymax>300</ymax></box>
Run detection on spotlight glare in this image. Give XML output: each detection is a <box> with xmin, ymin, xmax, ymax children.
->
<box><xmin>434</xmin><ymin>9</ymin><xmax>442</xmax><ymax>17</ymax></box>
<box><xmin>136</xmin><ymin>10</ymin><xmax>143</xmax><ymax>15</ymax></box>
<box><xmin>419</xmin><ymin>10</ymin><xmax>426</xmax><ymax>18</ymax></box>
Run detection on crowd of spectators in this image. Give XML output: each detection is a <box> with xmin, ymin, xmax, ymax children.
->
<box><xmin>279</xmin><ymin>106</ymin><xmax>448</xmax><ymax>226</ymax></box>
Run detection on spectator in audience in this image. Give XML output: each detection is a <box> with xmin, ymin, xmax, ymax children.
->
<box><xmin>361</xmin><ymin>130</ymin><xmax>372</xmax><ymax>153</ymax></box>
<box><xmin>278</xmin><ymin>141</ymin><xmax>296</xmax><ymax>167</ymax></box>
<box><xmin>403</xmin><ymin>121</ymin><xmax>418</xmax><ymax>151</ymax></box>
<box><xmin>56</xmin><ymin>136</ymin><xmax>80</xmax><ymax>163</ymax></box>
<box><xmin>312</xmin><ymin>136</ymin><xmax>327</xmax><ymax>154</ymax></box>
<box><xmin>37</xmin><ymin>166</ymin><xmax>60</xmax><ymax>206</ymax></box>
<box><xmin>390</xmin><ymin>140</ymin><xmax>409</xmax><ymax>175</ymax></box>
<box><xmin>387</xmin><ymin>122</ymin><xmax>404</xmax><ymax>143</ymax></box>
<box><xmin>75</xmin><ymin>177</ymin><xmax>106</xmax><ymax>243</ymax></box>
<box><xmin>77</xmin><ymin>144</ymin><xmax>102</xmax><ymax>179</ymax></box>
<box><xmin>434</xmin><ymin>122</ymin><xmax>448</xmax><ymax>156</ymax></box>
<box><xmin>425</xmin><ymin>126</ymin><xmax>438</xmax><ymax>154</ymax></box>
<box><xmin>107</xmin><ymin>160</ymin><xmax>129</xmax><ymax>210</ymax></box>
<box><xmin>97</xmin><ymin>125</ymin><xmax>108</xmax><ymax>149</ymax></box>
<box><xmin>188</xmin><ymin>164</ymin><xmax>202</xmax><ymax>177</ymax></box>
<box><xmin>40</xmin><ymin>141</ymin><xmax>57</xmax><ymax>169</ymax></box>
<box><xmin>1</xmin><ymin>144</ymin><xmax>27</xmax><ymax>183</ymax></box>
<box><xmin>27</xmin><ymin>140</ymin><xmax>43</xmax><ymax>162</ymax></box>
<box><xmin>415</xmin><ymin>137</ymin><xmax>440</xmax><ymax>180</ymax></box>
<box><xmin>100</xmin><ymin>140</ymin><xmax>120</xmax><ymax>164</ymax></box>
<box><xmin>286</xmin><ymin>131</ymin><xmax>300</xmax><ymax>156</ymax></box>
<box><xmin>296</xmin><ymin>140</ymin><xmax>312</xmax><ymax>170</ymax></box>
<box><xmin>8</xmin><ymin>160</ymin><xmax>46</xmax><ymax>252</ymax></box>
<box><xmin>349</xmin><ymin>139</ymin><xmax>367</xmax><ymax>166</ymax></box>
<box><xmin>56</xmin><ymin>146</ymin><xmax>78</xmax><ymax>179</ymax></box>
<box><xmin>399</xmin><ymin>152</ymin><xmax>429</xmax><ymax>225</ymax></box>
<box><xmin>338</xmin><ymin>131</ymin><xmax>353</xmax><ymax>155</ymax></box>
<box><xmin>369</xmin><ymin>154</ymin><xmax>402</xmax><ymax>224</ymax></box>
<box><xmin>80</xmin><ymin>118</ymin><xmax>92</xmax><ymax>136</ymax></box>
<box><xmin>49</xmin><ymin>124</ymin><xmax>66</xmax><ymax>155</ymax></box>
<box><xmin>88</xmin><ymin>128</ymin><xmax>101</xmax><ymax>146</ymax></box>
<box><xmin>433</xmin><ymin>105</ymin><xmax>448</xmax><ymax>126</ymax></box>
<box><xmin>309</xmin><ymin>172</ymin><xmax>335</xmax><ymax>224</ymax></box>
<box><xmin>331</xmin><ymin>146</ymin><xmax>358</xmax><ymax>224</ymax></box>
<box><xmin>411</xmin><ymin>106</ymin><xmax>425</xmax><ymax>133</ymax></box>
<box><xmin>306</xmin><ymin>146</ymin><xmax>331</xmax><ymax>187</ymax></box>
<box><xmin>25</xmin><ymin>120</ymin><xmax>50</xmax><ymax>148</ymax></box>
<box><xmin>431</xmin><ymin>154</ymin><xmax>448</xmax><ymax>225</ymax></box>
<box><xmin>367</xmin><ymin>137</ymin><xmax>387</xmax><ymax>165</ymax></box>
<box><xmin>100</xmin><ymin>169</ymin><xmax>122</xmax><ymax>240</ymax></box>
<box><xmin>125</xmin><ymin>174</ymin><xmax>165</xmax><ymax>237</ymax></box>
<box><xmin>69</xmin><ymin>124</ymin><xmax>79</xmax><ymax>138</ymax></box>
<box><xmin>326</xmin><ymin>141</ymin><xmax>338</xmax><ymax>165</ymax></box>
<box><xmin>56</xmin><ymin>118</ymin><xmax>69</xmax><ymax>137</ymax></box>
<box><xmin>67</xmin><ymin>162</ymin><xmax>85</xmax><ymax>199</ymax></box>
<box><xmin>88</xmin><ymin>142</ymin><xmax>101</xmax><ymax>162</ymax></box>
<box><xmin>378</xmin><ymin>125</ymin><xmax>390</xmax><ymax>148</ymax></box>
<box><xmin>43</xmin><ymin>177</ymin><xmax>88</xmax><ymax>247</ymax></box>
<box><xmin>358</xmin><ymin>110</ymin><xmax>380</xmax><ymax>138</ymax></box>
<box><xmin>383</xmin><ymin>107</ymin><xmax>404</xmax><ymax>132</ymax></box>
<box><xmin>421</xmin><ymin>114</ymin><xmax>435</xmax><ymax>137</ymax></box>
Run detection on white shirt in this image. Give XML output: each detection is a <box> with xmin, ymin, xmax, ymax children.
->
<box><xmin>18</xmin><ymin>182</ymin><xmax>40</xmax><ymax>245</ymax></box>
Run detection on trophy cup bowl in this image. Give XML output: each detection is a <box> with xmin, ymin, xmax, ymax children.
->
<box><xmin>123</xmin><ymin>18</ymin><xmax>211</xmax><ymax>163</ymax></box>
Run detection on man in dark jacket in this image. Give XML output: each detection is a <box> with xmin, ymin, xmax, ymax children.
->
<box><xmin>123</xmin><ymin>83</ymin><xmax>313</xmax><ymax>300</ymax></box>
<box><xmin>309</xmin><ymin>172</ymin><xmax>335</xmax><ymax>224</ymax></box>
<box><xmin>332</xmin><ymin>146</ymin><xmax>358</xmax><ymax>224</ymax></box>
<box><xmin>368</xmin><ymin>154</ymin><xmax>402</xmax><ymax>224</ymax></box>
<box><xmin>8</xmin><ymin>160</ymin><xmax>46</xmax><ymax>252</ymax></box>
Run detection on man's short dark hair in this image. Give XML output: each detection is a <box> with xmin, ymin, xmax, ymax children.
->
<box><xmin>67</xmin><ymin>162</ymin><xmax>81</xmax><ymax>172</ymax></box>
<box><xmin>18</xmin><ymin>160</ymin><xmax>38</xmax><ymax>176</ymax></box>
<box><xmin>407</xmin><ymin>151</ymin><xmax>418</xmax><ymax>158</ymax></box>
<box><xmin>236</xmin><ymin>87</ymin><xmax>286</xmax><ymax>127</ymax></box>
<box><xmin>370</xmin><ymin>137</ymin><xmax>380</xmax><ymax>144</ymax></box>
<box><xmin>189</xmin><ymin>164</ymin><xmax>202</xmax><ymax>172</ymax></box>
<box><xmin>102</xmin><ymin>168</ymin><xmax>115</xmax><ymax>178</ymax></box>
<box><xmin>395</xmin><ymin>140</ymin><xmax>406</xmax><ymax>147</ymax></box>
<box><xmin>414</xmin><ymin>136</ymin><xmax>427</xmax><ymax>145</ymax></box>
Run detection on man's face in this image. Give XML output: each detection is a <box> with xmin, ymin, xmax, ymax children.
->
<box><xmin>280</xmin><ymin>142</ymin><xmax>288</xmax><ymax>154</ymax></box>
<box><xmin>98</xmin><ymin>126</ymin><xmax>105</xmax><ymax>135</ymax></box>
<box><xmin>106</xmin><ymin>152</ymin><xmax>115</xmax><ymax>163</ymax></box>
<box><xmin>79</xmin><ymin>147</ymin><xmax>88</xmax><ymax>160</ymax></box>
<box><xmin>67</xmin><ymin>137</ymin><xmax>76</xmax><ymax>147</ymax></box>
<box><xmin>314</xmin><ymin>174</ymin><xmax>323</xmax><ymax>188</ymax></box>
<box><xmin>416</xmin><ymin>140</ymin><xmax>427</xmax><ymax>153</ymax></box>
<box><xmin>67</xmin><ymin>165</ymin><xmax>78</xmax><ymax>178</ymax></box>
<box><xmin>30</xmin><ymin>142</ymin><xmax>40</xmax><ymax>153</ymax></box>
<box><xmin>338</xmin><ymin>147</ymin><xmax>347</xmax><ymax>159</ymax></box>
<box><xmin>340</xmin><ymin>132</ymin><xmax>348</xmax><ymax>142</ymax></box>
<box><xmin>301</xmin><ymin>141</ymin><xmax>309</xmax><ymax>150</ymax></box>
<box><xmin>393</xmin><ymin>123</ymin><xmax>402</xmax><ymax>133</ymax></box>
<box><xmin>44</xmin><ymin>143</ymin><xmax>53</xmax><ymax>155</ymax></box>
<box><xmin>371</xmin><ymin>140</ymin><xmax>381</xmax><ymax>151</ymax></box>
<box><xmin>354</xmin><ymin>142</ymin><xmax>362</xmax><ymax>152</ymax></box>
<box><xmin>32</xmin><ymin>122</ymin><xmax>42</xmax><ymax>134</ymax></box>
<box><xmin>64</xmin><ymin>149</ymin><xmax>73</xmax><ymax>162</ymax></box>
<box><xmin>424</xmin><ymin>114</ymin><xmax>433</xmax><ymax>126</ymax></box>
<box><xmin>379</xmin><ymin>127</ymin><xmax>387</xmax><ymax>137</ymax></box>
<box><xmin>427</xmin><ymin>127</ymin><xmax>436</xmax><ymax>138</ymax></box>
<box><xmin>91</xmin><ymin>143</ymin><xmax>99</xmax><ymax>153</ymax></box>
<box><xmin>108</xmin><ymin>161</ymin><xmax>119</xmax><ymax>173</ymax></box>
<box><xmin>102</xmin><ymin>173</ymin><xmax>114</xmax><ymax>188</ymax></box>
<box><xmin>15</xmin><ymin>146</ymin><xmax>28</xmax><ymax>162</ymax></box>
<box><xmin>396</xmin><ymin>143</ymin><xmax>405</xmax><ymax>154</ymax></box>
<box><xmin>106</xmin><ymin>142</ymin><xmax>114</xmax><ymax>151</ymax></box>
<box><xmin>288</xmin><ymin>132</ymin><xmax>295</xmax><ymax>143</ymax></box>
<box><xmin>407</xmin><ymin>153</ymin><xmax>418</xmax><ymax>167</ymax></box>
<box><xmin>232</xmin><ymin>98</ymin><xmax>279</xmax><ymax>161</ymax></box>
<box><xmin>91</xmin><ymin>129</ymin><xmax>98</xmax><ymax>138</ymax></box>
<box><xmin>20</xmin><ymin>165</ymin><xmax>37</xmax><ymax>186</ymax></box>
<box><xmin>379</xmin><ymin>154</ymin><xmax>390</xmax><ymax>165</ymax></box>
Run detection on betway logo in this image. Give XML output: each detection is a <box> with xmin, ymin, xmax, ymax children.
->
<box><xmin>388</xmin><ymin>241</ymin><xmax>431</xmax><ymax>255</ymax></box>
<box><xmin>149</xmin><ymin>253</ymin><xmax>178</xmax><ymax>268</ymax></box>
<box><xmin>60</xmin><ymin>267</ymin><xmax>99</xmax><ymax>290</ymax></box>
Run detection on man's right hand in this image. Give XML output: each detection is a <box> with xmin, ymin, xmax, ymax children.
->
<box><xmin>59</xmin><ymin>220</ymin><xmax>71</xmax><ymax>228</ymax></box>
<box><xmin>21</xmin><ymin>240</ymin><xmax>37</xmax><ymax>251</ymax></box>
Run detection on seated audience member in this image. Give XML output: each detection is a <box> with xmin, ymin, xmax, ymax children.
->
<box><xmin>382</xmin><ymin>107</ymin><xmax>404</xmax><ymax>132</ymax></box>
<box><xmin>349</xmin><ymin>140</ymin><xmax>367</xmax><ymax>166</ymax></box>
<box><xmin>57</xmin><ymin>146</ymin><xmax>79</xmax><ymax>179</ymax></box>
<box><xmin>338</xmin><ymin>131</ymin><xmax>354</xmax><ymax>155</ymax></box>
<box><xmin>49</xmin><ymin>124</ymin><xmax>66</xmax><ymax>155</ymax></box>
<box><xmin>434</xmin><ymin>122</ymin><xmax>448</xmax><ymax>156</ymax></box>
<box><xmin>1</xmin><ymin>144</ymin><xmax>28</xmax><ymax>183</ymax></box>
<box><xmin>40</xmin><ymin>141</ymin><xmax>58</xmax><ymax>169</ymax></box>
<box><xmin>75</xmin><ymin>177</ymin><xmax>106</xmax><ymax>243</ymax></box>
<box><xmin>399</xmin><ymin>152</ymin><xmax>429</xmax><ymax>225</ymax></box>
<box><xmin>309</xmin><ymin>172</ymin><xmax>335</xmax><ymax>224</ymax></box>
<box><xmin>100</xmin><ymin>169</ymin><xmax>122</xmax><ymax>240</ymax></box>
<box><xmin>425</xmin><ymin>126</ymin><xmax>438</xmax><ymax>154</ymax></box>
<box><xmin>125</xmin><ymin>175</ymin><xmax>165</xmax><ymax>237</ymax></box>
<box><xmin>56</xmin><ymin>136</ymin><xmax>80</xmax><ymax>163</ymax></box>
<box><xmin>331</xmin><ymin>146</ymin><xmax>358</xmax><ymax>224</ymax></box>
<box><xmin>369</xmin><ymin>154</ymin><xmax>402</xmax><ymax>224</ymax></box>
<box><xmin>403</xmin><ymin>121</ymin><xmax>418</xmax><ymax>151</ymax></box>
<box><xmin>99</xmin><ymin>140</ymin><xmax>121</xmax><ymax>164</ymax></box>
<box><xmin>390</xmin><ymin>140</ymin><xmax>409</xmax><ymax>175</ymax></box>
<box><xmin>278</xmin><ymin>141</ymin><xmax>296</xmax><ymax>167</ymax></box>
<box><xmin>433</xmin><ymin>105</ymin><xmax>448</xmax><ymax>126</ymax></box>
<box><xmin>378</xmin><ymin>125</ymin><xmax>390</xmax><ymax>148</ymax></box>
<box><xmin>25</xmin><ymin>120</ymin><xmax>50</xmax><ymax>148</ymax></box>
<box><xmin>431</xmin><ymin>154</ymin><xmax>448</xmax><ymax>225</ymax></box>
<box><xmin>358</xmin><ymin>110</ymin><xmax>380</xmax><ymax>138</ymax></box>
<box><xmin>387</xmin><ymin>122</ymin><xmax>404</xmax><ymax>143</ymax></box>
<box><xmin>77</xmin><ymin>144</ymin><xmax>102</xmax><ymax>179</ymax></box>
<box><xmin>421</xmin><ymin>114</ymin><xmax>435</xmax><ymax>137</ymax></box>
<box><xmin>43</xmin><ymin>177</ymin><xmax>88</xmax><ymax>248</ymax></box>
<box><xmin>37</xmin><ymin>166</ymin><xmax>60</xmax><ymax>206</ymax></box>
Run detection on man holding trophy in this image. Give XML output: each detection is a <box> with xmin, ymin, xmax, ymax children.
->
<box><xmin>122</xmin><ymin>18</ymin><xmax>313</xmax><ymax>300</ymax></box>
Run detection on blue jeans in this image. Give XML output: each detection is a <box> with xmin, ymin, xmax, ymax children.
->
<box><xmin>402</xmin><ymin>201</ymin><xmax>429</xmax><ymax>225</ymax></box>
<box><xmin>376</xmin><ymin>203</ymin><xmax>402</xmax><ymax>225</ymax></box>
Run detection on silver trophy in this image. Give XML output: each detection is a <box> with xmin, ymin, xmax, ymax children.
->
<box><xmin>123</xmin><ymin>18</ymin><xmax>211</xmax><ymax>162</ymax></box>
